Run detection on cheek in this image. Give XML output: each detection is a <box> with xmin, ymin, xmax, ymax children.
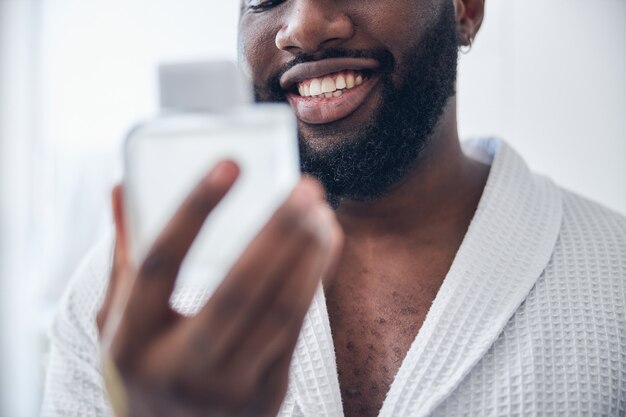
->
<box><xmin>238</xmin><ymin>18</ymin><xmax>280</xmax><ymax>83</ymax></box>
<box><xmin>350</xmin><ymin>3</ymin><xmax>424</xmax><ymax>60</ymax></box>
<box><xmin>355</xmin><ymin>3</ymin><xmax>438</xmax><ymax>82</ymax></box>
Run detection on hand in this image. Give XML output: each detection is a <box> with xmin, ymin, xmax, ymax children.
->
<box><xmin>97</xmin><ymin>161</ymin><xmax>343</xmax><ymax>417</ymax></box>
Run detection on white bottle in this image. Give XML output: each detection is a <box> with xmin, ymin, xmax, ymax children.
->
<box><xmin>123</xmin><ymin>61</ymin><xmax>300</xmax><ymax>292</ymax></box>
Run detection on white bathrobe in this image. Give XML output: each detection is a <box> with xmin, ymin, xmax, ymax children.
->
<box><xmin>42</xmin><ymin>139</ymin><xmax>626</xmax><ymax>416</ymax></box>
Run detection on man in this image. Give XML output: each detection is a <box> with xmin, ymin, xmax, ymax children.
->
<box><xmin>42</xmin><ymin>0</ymin><xmax>626</xmax><ymax>416</ymax></box>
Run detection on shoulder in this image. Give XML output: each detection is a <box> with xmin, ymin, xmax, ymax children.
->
<box><xmin>41</xmin><ymin>233</ymin><xmax>114</xmax><ymax>417</ymax></box>
<box><xmin>556</xmin><ymin>187</ymin><xmax>626</xmax><ymax>268</ymax></box>
<box><xmin>540</xmin><ymin>186</ymin><xmax>626</xmax><ymax>330</ymax></box>
<box><xmin>52</xmin><ymin>232</ymin><xmax>114</xmax><ymax>348</ymax></box>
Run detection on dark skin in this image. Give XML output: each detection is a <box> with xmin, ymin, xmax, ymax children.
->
<box><xmin>98</xmin><ymin>1</ymin><xmax>487</xmax><ymax>416</ymax></box>
<box><xmin>325</xmin><ymin>110</ymin><xmax>489</xmax><ymax>416</ymax></box>
<box><xmin>99</xmin><ymin>171</ymin><xmax>343</xmax><ymax>417</ymax></box>
<box><xmin>240</xmin><ymin>0</ymin><xmax>487</xmax><ymax>415</ymax></box>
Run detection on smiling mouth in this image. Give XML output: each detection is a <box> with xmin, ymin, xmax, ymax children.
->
<box><xmin>279</xmin><ymin>58</ymin><xmax>381</xmax><ymax>125</ymax></box>
<box><xmin>293</xmin><ymin>70</ymin><xmax>367</xmax><ymax>98</ymax></box>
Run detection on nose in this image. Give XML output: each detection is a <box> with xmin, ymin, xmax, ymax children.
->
<box><xmin>275</xmin><ymin>0</ymin><xmax>354</xmax><ymax>54</ymax></box>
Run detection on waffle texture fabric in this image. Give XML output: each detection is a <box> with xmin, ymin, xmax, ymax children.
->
<box><xmin>41</xmin><ymin>139</ymin><xmax>626</xmax><ymax>417</ymax></box>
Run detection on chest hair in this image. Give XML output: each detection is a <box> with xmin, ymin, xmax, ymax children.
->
<box><xmin>326</xmin><ymin>273</ymin><xmax>437</xmax><ymax>417</ymax></box>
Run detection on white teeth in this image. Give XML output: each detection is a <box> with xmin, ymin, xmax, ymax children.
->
<box><xmin>297</xmin><ymin>72</ymin><xmax>365</xmax><ymax>97</ymax></box>
<box><xmin>346</xmin><ymin>73</ymin><xmax>355</xmax><ymax>89</ymax></box>
<box><xmin>336</xmin><ymin>75</ymin><xmax>346</xmax><ymax>90</ymax></box>
<box><xmin>309</xmin><ymin>79</ymin><xmax>322</xmax><ymax>96</ymax></box>
<box><xmin>321</xmin><ymin>77</ymin><xmax>336</xmax><ymax>93</ymax></box>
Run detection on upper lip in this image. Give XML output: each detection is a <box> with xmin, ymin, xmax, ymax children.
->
<box><xmin>279</xmin><ymin>57</ymin><xmax>380</xmax><ymax>91</ymax></box>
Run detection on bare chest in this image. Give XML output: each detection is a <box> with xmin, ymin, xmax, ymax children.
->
<box><xmin>326</xmin><ymin>284</ymin><xmax>437</xmax><ymax>417</ymax></box>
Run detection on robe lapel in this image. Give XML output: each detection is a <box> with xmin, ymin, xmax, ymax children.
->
<box><xmin>287</xmin><ymin>139</ymin><xmax>564</xmax><ymax>417</ymax></box>
<box><xmin>379</xmin><ymin>139</ymin><xmax>564</xmax><ymax>416</ymax></box>
<box><xmin>289</xmin><ymin>286</ymin><xmax>344</xmax><ymax>417</ymax></box>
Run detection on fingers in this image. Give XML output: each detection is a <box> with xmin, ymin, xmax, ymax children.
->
<box><xmin>99</xmin><ymin>172</ymin><xmax>343</xmax><ymax>416</ymax></box>
<box><xmin>124</xmin><ymin>161</ymin><xmax>239</xmax><ymax>338</ymax></box>
<box><xmin>97</xmin><ymin>185</ymin><xmax>129</xmax><ymax>334</ymax></box>
<box><xmin>255</xmin><ymin>350</ymin><xmax>295</xmax><ymax>417</ymax></box>
<box><xmin>180</xmin><ymin>180</ymin><xmax>342</xmax><ymax>403</ymax></box>
<box><xmin>230</xmin><ymin>203</ymin><xmax>342</xmax><ymax>382</ymax></box>
<box><xmin>192</xmin><ymin>178</ymin><xmax>326</xmax><ymax>360</ymax></box>
<box><xmin>112</xmin><ymin>184</ymin><xmax>129</xmax><ymax>264</ymax></box>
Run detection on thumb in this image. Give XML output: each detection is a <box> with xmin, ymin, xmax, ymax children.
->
<box><xmin>97</xmin><ymin>185</ymin><xmax>133</xmax><ymax>336</ymax></box>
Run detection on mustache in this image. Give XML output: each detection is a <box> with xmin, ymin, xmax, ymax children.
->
<box><xmin>255</xmin><ymin>48</ymin><xmax>396</xmax><ymax>102</ymax></box>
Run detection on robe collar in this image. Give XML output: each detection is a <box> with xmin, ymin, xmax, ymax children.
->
<box><xmin>288</xmin><ymin>138</ymin><xmax>564</xmax><ymax>417</ymax></box>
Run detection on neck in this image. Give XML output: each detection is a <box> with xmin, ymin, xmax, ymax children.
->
<box><xmin>334</xmin><ymin>97</ymin><xmax>489</xmax><ymax>242</ymax></box>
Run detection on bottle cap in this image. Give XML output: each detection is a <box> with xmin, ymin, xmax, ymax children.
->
<box><xmin>158</xmin><ymin>60</ymin><xmax>253</xmax><ymax>113</ymax></box>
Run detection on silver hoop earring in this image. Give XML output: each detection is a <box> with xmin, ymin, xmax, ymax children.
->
<box><xmin>459</xmin><ymin>34</ymin><xmax>473</xmax><ymax>55</ymax></box>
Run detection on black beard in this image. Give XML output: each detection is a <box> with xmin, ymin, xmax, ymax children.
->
<box><xmin>254</xmin><ymin>3</ymin><xmax>458</xmax><ymax>206</ymax></box>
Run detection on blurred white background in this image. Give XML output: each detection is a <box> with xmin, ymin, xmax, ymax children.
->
<box><xmin>1</xmin><ymin>1</ymin><xmax>624</xmax><ymax>416</ymax></box>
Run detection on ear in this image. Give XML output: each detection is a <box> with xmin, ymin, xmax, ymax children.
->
<box><xmin>453</xmin><ymin>0</ymin><xmax>485</xmax><ymax>46</ymax></box>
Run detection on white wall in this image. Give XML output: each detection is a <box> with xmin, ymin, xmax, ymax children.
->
<box><xmin>0</xmin><ymin>1</ymin><xmax>40</xmax><ymax>416</ymax></box>
<box><xmin>458</xmin><ymin>0</ymin><xmax>626</xmax><ymax>215</ymax></box>
<box><xmin>40</xmin><ymin>1</ymin><xmax>239</xmax><ymax>149</ymax></box>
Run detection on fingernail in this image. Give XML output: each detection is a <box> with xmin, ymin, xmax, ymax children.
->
<box><xmin>303</xmin><ymin>206</ymin><xmax>331</xmax><ymax>244</ymax></box>
<box><xmin>292</xmin><ymin>180</ymin><xmax>321</xmax><ymax>204</ymax></box>
<box><xmin>207</xmin><ymin>161</ymin><xmax>230</xmax><ymax>183</ymax></box>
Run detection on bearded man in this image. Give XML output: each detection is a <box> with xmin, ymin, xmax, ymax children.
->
<box><xmin>42</xmin><ymin>1</ymin><xmax>626</xmax><ymax>416</ymax></box>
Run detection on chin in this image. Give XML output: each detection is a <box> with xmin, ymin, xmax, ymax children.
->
<box><xmin>297</xmin><ymin>121</ymin><xmax>357</xmax><ymax>153</ymax></box>
<box><xmin>297</xmin><ymin>98</ymin><xmax>384</xmax><ymax>154</ymax></box>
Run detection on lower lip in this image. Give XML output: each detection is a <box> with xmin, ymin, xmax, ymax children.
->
<box><xmin>286</xmin><ymin>76</ymin><xmax>380</xmax><ymax>125</ymax></box>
